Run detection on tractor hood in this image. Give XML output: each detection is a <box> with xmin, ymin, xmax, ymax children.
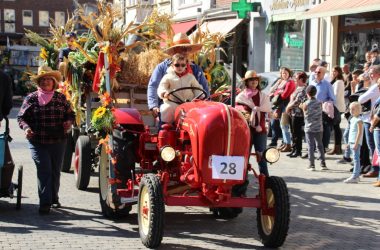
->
<box><xmin>175</xmin><ymin>101</ymin><xmax>251</xmax><ymax>184</ymax></box>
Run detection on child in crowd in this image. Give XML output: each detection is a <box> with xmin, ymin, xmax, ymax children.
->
<box><xmin>344</xmin><ymin>102</ymin><xmax>364</xmax><ymax>183</ymax></box>
<box><xmin>303</xmin><ymin>85</ymin><xmax>327</xmax><ymax>171</ymax></box>
<box><xmin>157</xmin><ymin>53</ymin><xmax>203</xmax><ymax>124</ymax></box>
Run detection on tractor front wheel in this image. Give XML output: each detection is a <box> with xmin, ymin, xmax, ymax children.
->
<box><xmin>138</xmin><ymin>174</ymin><xmax>165</xmax><ymax>248</ymax></box>
<box><xmin>257</xmin><ymin>176</ymin><xmax>290</xmax><ymax>248</ymax></box>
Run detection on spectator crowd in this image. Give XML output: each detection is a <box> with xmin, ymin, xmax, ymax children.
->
<box><xmin>253</xmin><ymin>48</ymin><xmax>380</xmax><ymax>187</ymax></box>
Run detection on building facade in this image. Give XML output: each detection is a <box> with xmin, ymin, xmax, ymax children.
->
<box><xmin>0</xmin><ymin>0</ymin><xmax>97</xmax><ymax>93</ymax></box>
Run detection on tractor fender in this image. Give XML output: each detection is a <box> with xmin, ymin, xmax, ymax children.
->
<box><xmin>112</xmin><ymin>108</ymin><xmax>144</xmax><ymax>125</ymax></box>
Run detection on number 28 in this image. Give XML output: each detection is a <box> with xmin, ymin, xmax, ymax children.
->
<box><xmin>220</xmin><ymin>162</ymin><xmax>237</xmax><ymax>175</ymax></box>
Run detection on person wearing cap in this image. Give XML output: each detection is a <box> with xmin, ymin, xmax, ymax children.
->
<box><xmin>58</xmin><ymin>32</ymin><xmax>77</xmax><ymax>63</ymax></box>
<box><xmin>236</xmin><ymin>70</ymin><xmax>271</xmax><ymax>176</ymax></box>
<box><xmin>17</xmin><ymin>65</ymin><xmax>75</xmax><ymax>214</ymax></box>
<box><xmin>58</xmin><ymin>32</ymin><xmax>78</xmax><ymax>77</ymax></box>
<box><xmin>302</xmin><ymin>85</ymin><xmax>327</xmax><ymax>171</ymax></box>
<box><xmin>147</xmin><ymin>33</ymin><xmax>209</xmax><ymax>119</ymax></box>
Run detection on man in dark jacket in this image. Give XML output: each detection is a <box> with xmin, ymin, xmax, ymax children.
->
<box><xmin>0</xmin><ymin>69</ymin><xmax>13</xmax><ymax>126</ymax></box>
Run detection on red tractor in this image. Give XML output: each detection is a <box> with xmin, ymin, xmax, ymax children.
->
<box><xmin>97</xmin><ymin>87</ymin><xmax>290</xmax><ymax>248</ymax></box>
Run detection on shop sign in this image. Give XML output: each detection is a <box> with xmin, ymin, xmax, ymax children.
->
<box><xmin>270</xmin><ymin>0</ymin><xmax>311</xmax><ymax>11</ymax></box>
<box><xmin>283</xmin><ymin>32</ymin><xmax>304</xmax><ymax>49</ymax></box>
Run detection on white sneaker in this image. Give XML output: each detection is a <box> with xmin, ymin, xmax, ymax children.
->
<box><xmin>307</xmin><ymin>165</ymin><xmax>316</xmax><ymax>171</ymax></box>
<box><xmin>343</xmin><ymin>176</ymin><xmax>359</xmax><ymax>183</ymax></box>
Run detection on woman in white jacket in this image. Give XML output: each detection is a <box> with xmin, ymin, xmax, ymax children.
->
<box><xmin>157</xmin><ymin>53</ymin><xmax>203</xmax><ymax>124</ymax></box>
<box><xmin>236</xmin><ymin>70</ymin><xmax>272</xmax><ymax>176</ymax></box>
<box><xmin>327</xmin><ymin>66</ymin><xmax>345</xmax><ymax>155</ymax></box>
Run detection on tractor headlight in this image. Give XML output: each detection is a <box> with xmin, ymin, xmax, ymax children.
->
<box><xmin>263</xmin><ymin>147</ymin><xmax>280</xmax><ymax>164</ymax></box>
<box><xmin>160</xmin><ymin>146</ymin><xmax>176</xmax><ymax>162</ymax></box>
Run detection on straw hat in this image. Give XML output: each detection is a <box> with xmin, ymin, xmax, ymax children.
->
<box><xmin>164</xmin><ymin>33</ymin><xmax>202</xmax><ymax>55</ymax></box>
<box><xmin>242</xmin><ymin>70</ymin><xmax>259</xmax><ymax>81</ymax></box>
<box><xmin>31</xmin><ymin>65</ymin><xmax>62</xmax><ymax>87</ymax></box>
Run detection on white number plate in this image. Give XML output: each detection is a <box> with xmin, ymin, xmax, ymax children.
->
<box><xmin>211</xmin><ymin>155</ymin><xmax>245</xmax><ymax>180</ymax></box>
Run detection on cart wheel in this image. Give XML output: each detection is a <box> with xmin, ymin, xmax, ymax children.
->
<box><xmin>98</xmin><ymin>145</ymin><xmax>132</xmax><ymax>218</ymax></box>
<box><xmin>138</xmin><ymin>174</ymin><xmax>165</xmax><ymax>249</ymax></box>
<box><xmin>61</xmin><ymin>132</ymin><xmax>74</xmax><ymax>172</ymax></box>
<box><xmin>73</xmin><ymin>135</ymin><xmax>91</xmax><ymax>190</ymax></box>
<box><xmin>257</xmin><ymin>176</ymin><xmax>290</xmax><ymax>248</ymax></box>
<box><xmin>16</xmin><ymin>165</ymin><xmax>23</xmax><ymax>210</ymax></box>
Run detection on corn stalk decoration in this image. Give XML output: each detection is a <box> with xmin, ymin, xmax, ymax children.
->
<box><xmin>190</xmin><ymin>21</ymin><xmax>232</xmax><ymax>94</ymax></box>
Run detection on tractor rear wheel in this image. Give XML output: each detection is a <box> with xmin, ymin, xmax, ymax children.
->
<box><xmin>138</xmin><ymin>174</ymin><xmax>165</xmax><ymax>248</ymax></box>
<box><xmin>73</xmin><ymin>135</ymin><xmax>92</xmax><ymax>190</ymax></box>
<box><xmin>257</xmin><ymin>176</ymin><xmax>290</xmax><ymax>248</ymax></box>
<box><xmin>98</xmin><ymin>145</ymin><xmax>132</xmax><ymax>218</ymax></box>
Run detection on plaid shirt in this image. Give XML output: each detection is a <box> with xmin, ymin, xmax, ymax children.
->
<box><xmin>17</xmin><ymin>91</ymin><xmax>74</xmax><ymax>144</ymax></box>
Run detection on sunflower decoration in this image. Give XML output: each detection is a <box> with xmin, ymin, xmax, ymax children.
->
<box><xmin>25</xmin><ymin>29</ymin><xmax>58</xmax><ymax>69</ymax></box>
<box><xmin>91</xmin><ymin>106</ymin><xmax>115</xmax><ymax>133</ymax></box>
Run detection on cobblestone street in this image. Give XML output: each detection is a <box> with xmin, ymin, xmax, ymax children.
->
<box><xmin>1</xmin><ymin>107</ymin><xmax>379</xmax><ymax>249</ymax></box>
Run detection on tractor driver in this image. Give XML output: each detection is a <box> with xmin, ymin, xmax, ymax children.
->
<box><xmin>147</xmin><ymin>33</ymin><xmax>210</xmax><ymax>120</ymax></box>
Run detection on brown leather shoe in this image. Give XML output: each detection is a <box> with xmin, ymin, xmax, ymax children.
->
<box><xmin>362</xmin><ymin>171</ymin><xmax>379</xmax><ymax>178</ymax></box>
<box><xmin>326</xmin><ymin>145</ymin><xmax>342</xmax><ymax>155</ymax></box>
<box><xmin>281</xmin><ymin>144</ymin><xmax>292</xmax><ymax>152</ymax></box>
<box><xmin>277</xmin><ymin>144</ymin><xmax>285</xmax><ymax>150</ymax></box>
<box><xmin>373</xmin><ymin>181</ymin><xmax>380</xmax><ymax>187</ymax></box>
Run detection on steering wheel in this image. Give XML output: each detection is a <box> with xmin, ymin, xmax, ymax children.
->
<box><xmin>166</xmin><ymin>87</ymin><xmax>208</xmax><ymax>104</ymax></box>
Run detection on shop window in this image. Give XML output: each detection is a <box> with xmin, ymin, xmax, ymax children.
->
<box><xmin>55</xmin><ymin>12</ymin><xmax>65</xmax><ymax>27</ymax></box>
<box><xmin>274</xmin><ymin>20</ymin><xmax>305</xmax><ymax>71</ymax></box>
<box><xmin>23</xmin><ymin>10</ymin><xmax>33</xmax><ymax>26</ymax></box>
<box><xmin>9</xmin><ymin>50</ymin><xmax>40</xmax><ymax>67</ymax></box>
<box><xmin>4</xmin><ymin>9</ymin><xmax>16</xmax><ymax>33</ymax></box>
<box><xmin>338</xmin><ymin>13</ymin><xmax>380</xmax><ymax>69</ymax></box>
<box><xmin>39</xmin><ymin>11</ymin><xmax>49</xmax><ymax>27</ymax></box>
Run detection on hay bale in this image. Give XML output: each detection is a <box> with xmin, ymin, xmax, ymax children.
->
<box><xmin>117</xmin><ymin>49</ymin><xmax>168</xmax><ymax>86</ymax></box>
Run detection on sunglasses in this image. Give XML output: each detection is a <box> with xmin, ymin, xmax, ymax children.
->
<box><xmin>174</xmin><ymin>63</ymin><xmax>186</xmax><ymax>68</ymax></box>
<box><xmin>41</xmin><ymin>77</ymin><xmax>54</xmax><ymax>81</ymax></box>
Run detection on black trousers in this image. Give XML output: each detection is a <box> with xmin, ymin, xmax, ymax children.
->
<box><xmin>332</xmin><ymin>122</ymin><xmax>342</xmax><ymax>146</ymax></box>
<box><xmin>291</xmin><ymin>116</ymin><xmax>304</xmax><ymax>153</ymax></box>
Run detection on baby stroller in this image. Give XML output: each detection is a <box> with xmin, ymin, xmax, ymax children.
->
<box><xmin>0</xmin><ymin>117</ymin><xmax>22</xmax><ymax>209</ymax></box>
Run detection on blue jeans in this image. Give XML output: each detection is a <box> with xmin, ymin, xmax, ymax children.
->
<box><xmin>29</xmin><ymin>141</ymin><xmax>66</xmax><ymax>206</ymax></box>
<box><xmin>374</xmin><ymin>130</ymin><xmax>380</xmax><ymax>180</ymax></box>
<box><xmin>343</xmin><ymin>125</ymin><xmax>351</xmax><ymax>159</ymax></box>
<box><xmin>270</xmin><ymin>119</ymin><xmax>282</xmax><ymax>146</ymax></box>
<box><xmin>305</xmin><ymin>131</ymin><xmax>325</xmax><ymax>166</ymax></box>
<box><xmin>350</xmin><ymin>143</ymin><xmax>361</xmax><ymax>178</ymax></box>
<box><xmin>251</xmin><ymin>131</ymin><xmax>268</xmax><ymax>176</ymax></box>
<box><xmin>280</xmin><ymin>124</ymin><xmax>291</xmax><ymax>145</ymax></box>
<box><xmin>363</xmin><ymin>122</ymin><xmax>379</xmax><ymax>172</ymax></box>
